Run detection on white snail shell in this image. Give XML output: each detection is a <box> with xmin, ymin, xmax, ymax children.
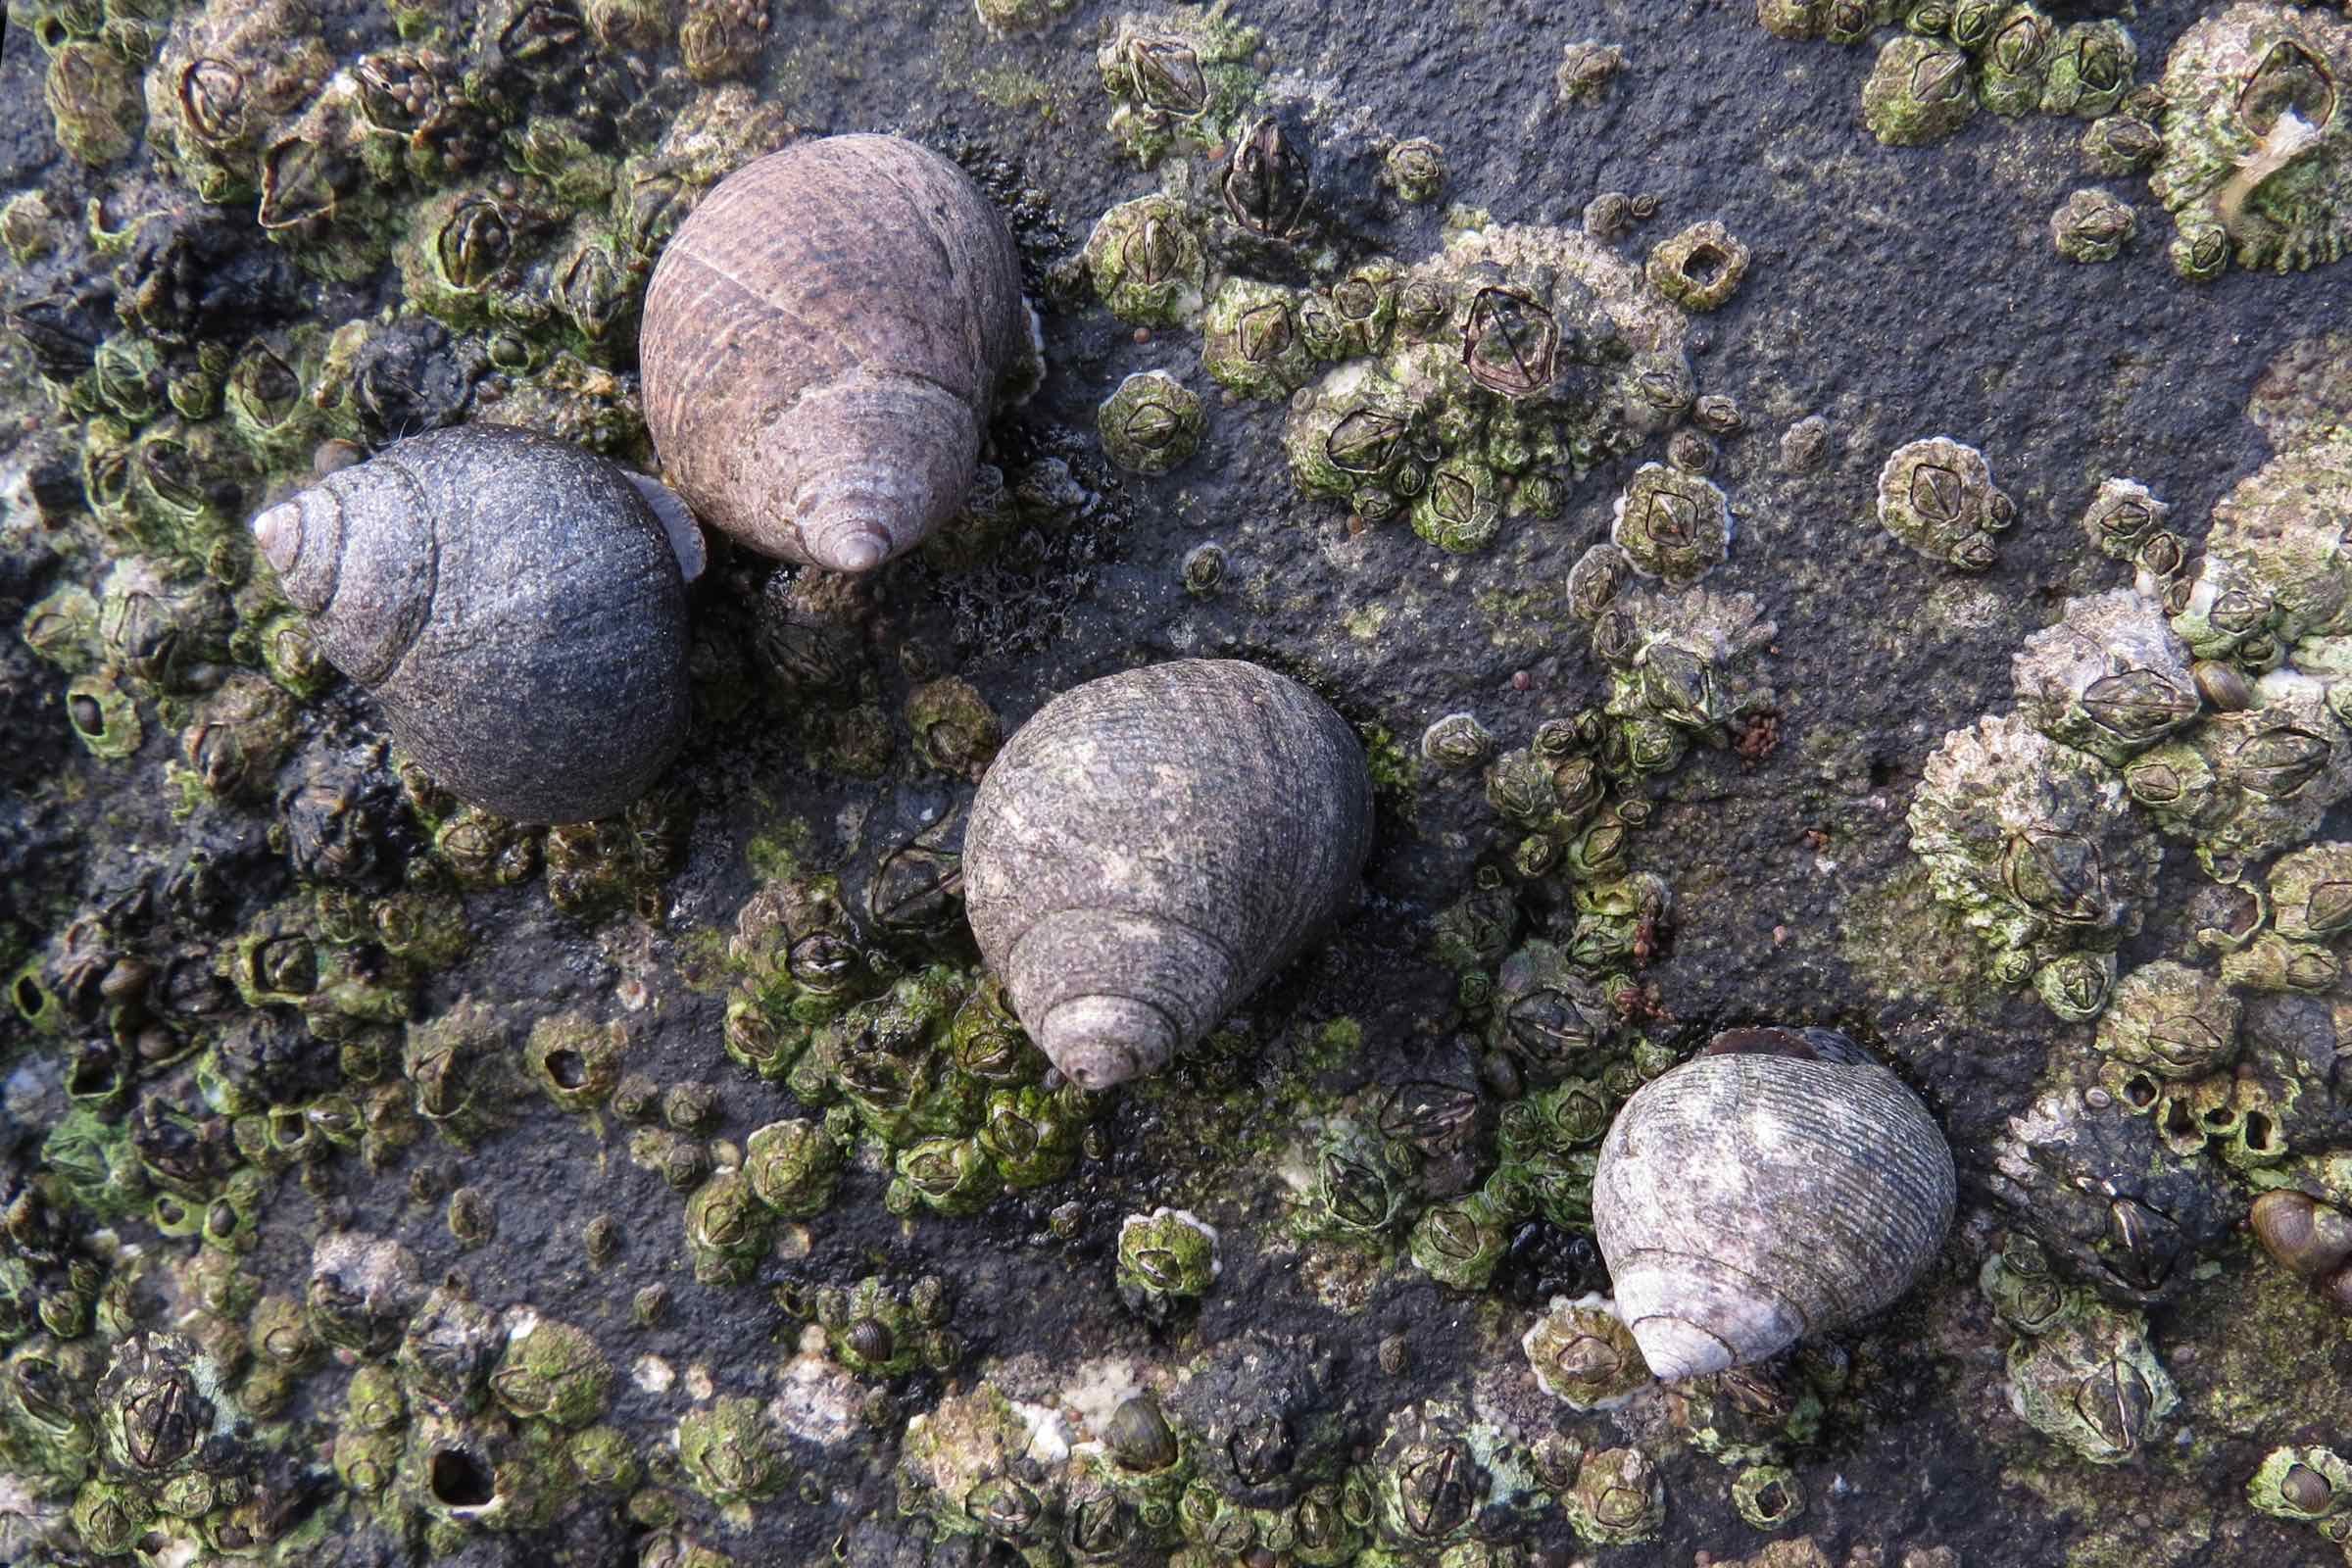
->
<box><xmin>1592</xmin><ymin>1027</ymin><xmax>1956</xmax><ymax>1379</ymax></box>
<box><xmin>963</xmin><ymin>659</ymin><xmax>1375</xmax><ymax>1090</ymax></box>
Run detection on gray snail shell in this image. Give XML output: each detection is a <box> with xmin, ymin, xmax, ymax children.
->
<box><xmin>1592</xmin><ymin>1026</ymin><xmax>1956</xmax><ymax>1380</ymax></box>
<box><xmin>963</xmin><ymin>659</ymin><xmax>1375</xmax><ymax>1091</ymax></box>
<box><xmin>250</xmin><ymin>423</ymin><xmax>693</xmax><ymax>825</ymax></box>
<box><xmin>639</xmin><ymin>133</ymin><xmax>1031</xmax><ymax>573</ymax></box>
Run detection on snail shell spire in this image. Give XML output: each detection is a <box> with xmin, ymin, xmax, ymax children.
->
<box><xmin>963</xmin><ymin>659</ymin><xmax>1376</xmax><ymax>1090</ymax></box>
<box><xmin>1592</xmin><ymin>1031</ymin><xmax>1956</xmax><ymax>1379</ymax></box>
<box><xmin>639</xmin><ymin>133</ymin><xmax>1032</xmax><ymax>573</ymax></box>
<box><xmin>249</xmin><ymin>424</ymin><xmax>691</xmax><ymax>825</ymax></box>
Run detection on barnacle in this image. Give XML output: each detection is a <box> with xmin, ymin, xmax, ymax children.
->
<box><xmin>1909</xmin><ymin>713</ymin><xmax>2162</xmax><ymax>998</ymax></box>
<box><xmin>2153</xmin><ymin>4</ymin><xmax>2352</xmax><ymax>276</ymax></box>
<box><xmin>2012</xmin><ymin>590</ymin><xmax>2200</xmax><ymax>764</ymax></box>
<box><xmin>1877</xmin><ymin>436</ymin><xmax>2014</xmax><ymax>570</ymax></box>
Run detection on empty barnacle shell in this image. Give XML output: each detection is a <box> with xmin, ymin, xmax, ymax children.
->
<box><xmin>963</xmin><ymin>660</ymin><xmax>1374</xmax><ymax>1089</ymax></box>
<box><xmin>249</xmin><ymin>425</ymin><xmax>694</xmax><ymax>824</ymax></box>
<box><xmin>640</xmin><ymin>134</ymin><xmax>1034</xmax><ymax>572</ymax></box>
<box><xmin>2012</xmin><ymin>589</ymin><xmax>2201</xmax><ymax>764</ymax></box>
<box><xmin>1592</xmin><ymin>1026</ymin><xmax>1956</xmax><ymax>1378</ymax></box>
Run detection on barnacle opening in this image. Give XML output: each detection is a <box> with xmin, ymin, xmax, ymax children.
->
<box><xmin>428</xmin><ymin>1446</ymin><xmax>496</xmax><ymax>1508</ymax></box>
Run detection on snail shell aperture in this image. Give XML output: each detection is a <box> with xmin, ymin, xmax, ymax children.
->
<box><xmin>963</xmin><ymin>659</ymin><xmax>1375</xmax><ymax>1091</ymax></box>
<box><xmin>639</xmin><ymin>133</ymin><xmax>1032</xmax><ymax>573</ymax></box>
<box><xmin>1592</xmin><ymin>1026</ymin><xmax>1956</xmax><ymax>1379</ymax></box>
<box><xmin>250</xmin><ymin>423</ymin><xmax>693</xmax><ymax>825</ymax></box>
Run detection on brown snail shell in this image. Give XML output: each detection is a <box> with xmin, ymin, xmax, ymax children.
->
<box><xmin>640</xmin><ymin>133</ymin><xmax>1032</xmax><ymax>573</ymax></box>
<box><xmin>250</xmin><ymin>424</ymin><xmax>694</xmax><ymax>825</ymax></box>
<box><xmin>1592</xmin><ymin>1027</ymin><xmax>1956</xmax><ymax>1379</ymax></box>
<box><xmin>963</xmin><ymin>659</ymin><xmax>1374</xmax><ymax>1091</ymax></box>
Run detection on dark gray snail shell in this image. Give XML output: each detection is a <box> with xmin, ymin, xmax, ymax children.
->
<box><xmin>963</xmin><ymin>659</ymin><xmax>1375</xmax><ymax>1090</ymax></box>
<box><xmin>640</xmin><ymin>133</ymin><xmax>1032</xmax><ymax>573</ymax></box>
<box><xmin>250</xmin><ymin>423</ymin><xmax>693</xmax><ymax>825</ymax></box>
<box><xmin>1592</xmin><ymin>1026</ymin><xmax>1956</xmax><ymax>1379</ymax></box>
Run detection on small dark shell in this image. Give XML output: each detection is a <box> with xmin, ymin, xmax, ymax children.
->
<box><xmin>2191</xmin><ymin>660</ymin><xmax>2255</xmax><ymax>712</ymax></box>
<box><xmin>844</xmin><ymin>1316</ymin><xmax>894</xmax><ymax>1364</ymax></box>
<box><xmin>2252</xmin><ymin>1190</ymin><xmax>2352</xmax><ymax>1281</ymax></box>
<box><xmin>1104</xmin><ymin>1394</ymin><xmax>1179</xmax><ymax>1471</ymax></box>
<box><xmin>964</xmin><ymin>660</ymin><xmax>1374</xmax><ymax>1089</ymax></box>
<box><xmin>251</xmin><ymin>425</ymin><xmax>692</xmax><ymax>824</ymax></box>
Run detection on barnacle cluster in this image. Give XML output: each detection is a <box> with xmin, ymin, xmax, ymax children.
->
<box><xmin>1072</xmin><ymin>54</ymin><xmax>1759</xmax><ymax>557</ymax></box>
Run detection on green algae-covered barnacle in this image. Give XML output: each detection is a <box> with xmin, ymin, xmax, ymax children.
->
<box><xmin>223</xmin><ymin>340</ymin><xmax>318</xmax><ymax>466</ymax></box>
<box><xmin>403</xmin><ymin>999</ymin><xmax>523</xmax><ymax>1146</ymax></box>
<box><xmin>398</xmin><ymin>1279</ymin><xmax>505</xmax><ymax>1416</ymax></box>
<box><xmin>978</xmin><ymin>1083</ymin><xmax>1089</xmax><ymax>1188</ymax></box>
<box><xmin>2248</xmin><ymin>1444</ymin><xmax>2352</xmax><ymax>1530</ymax></box>
<box><xmin>94</xmin><ymin>1333</ymin><xmax>227</xmax><ymax>1479</ymax></box>
<box><xmin>2004</xmin><ymin>1301</ymin><xmax>2177</xmax><ymax>1465</ymax></box>
<box><xmin>2195</xmin><ymin>428</ymin><xmax>2352</xmax><ymax>644</ymax></box>
<box><xmin>434</xmin><ymin>807</ymin><xmax>539</xmax><ymax>888</ymax></box>
<box><xmin>743</xmin><ymin>1118</ymin><xmax>842</xmax><ymax>1217</ymax></box>
<box><xmin>685</xmin><ymin>1171</ymin><xmax>770</xmax><ymax>1287</ymax></box>
<box><xmin>523</xmin><ymin>1012</ymin><xmax>622</xmax><ymax>1111</ymax></box>
<box><xmin>1422</xmin><ymin>711</ymin><xmax>1497</xmax><ymax>772</ymax></box>
<box><xmin>44</xmin><ymin>39</ymin><xmax>144</xmax><ymax>166</ymax></box>
<box><xmin>21</xmin><ymin>584</ymin><xmax>100</xmax><ymax>673</ymax></box>
<box><xmin>2217</xmin><ymin>926</ymin><xmax>2339</xmax><ymax>993</ymax></box>
<box><xmin>2094</xmin><ymin>959</ymin><xmax>2240</xmax><ymax>1079</ymax></box>
<box><xmin>2266</xmin><ymin>841</ymin><xmax>2352</xmax><ymax>942</ymax></box>
<box><xmin>1645</xmin><ymin>220</ymin><xmax>1750</xmax><ymax>312</ymax></box>
<box><xmin>1977</xmin><ymin>4</ymin><xmax>2059</xmax><ymax>118</ymax></box>
<box><xmin>1489</xmin><ymin>940</ymin><xmax>1617</xmax><ymax>1080</ymax></box>
<box><xmin>1908</xmin><ymin>713</ymin><xmax>2163</xmax><ymax>1001</ymax></box>
<box><xmin>1563</xmin><ymin>1445</ymin><xmax>1664</xmax><ymax>1546</ymax></box>
<box><xmin>1098</xmin><ymin>370</ymin><xmax>1205</xmax><ymax>476</ymax></box>
<box><xmin>1523</xmin><ymin>1294</ymin><xmax>1648</xmax><ymax>1410</ymax></box>
<box><xmin>94</xmin><ymin>559</ymin><xmax>230</xmax><ymax>692</ymax></box>
<box><xmin>1200</xmin><ymin>277</ymin><xmax>1314</xmax><ymax>400</ymax></box>
<box><xmin>2040</xmin><ymin>21</ymin><xmax>2136</xmax><ymax>119</ymax></box>
<box><xmin>1877</xmin><ymin>435</ymin><xmax>2014</xmax><ymax>569</ymax></box>
<box><xmin>147</xmin><ymin>0</ymin><xmax>335</xmax><ymax>202</ymax></box>
<box><xmin>2032</xmin><ymin>949</ymin><xmax>2113</xmax><ymax>1023</ymax></box>
<box><xmin>1083</xmin><ymin>195</ymin><xmax>1207</xmax><ymax>327</ymax></box>
<box><xmin>64</xmin><ymin>671</ymin><xmax>143</xmax><ymax>760</ymax></box>
<box><xmin>1567</xmin><ymin>541</ymin><xmax>1636</xmax><ymax>623</ymax></box>
<box><xmin>2136</xmin><ymin>694</ymin><xmax>2352</xmax><ymax>866</ymax></box>
<box><xmin>1601</xmin><ymin>587</ymin><xmax>1777</xmax><ymax>746</ymax></box>
<box><xmin>1407</xmin><ymin>1192</ymin><xmax>1510</xmax><ymax>1290</ymax></box>
<box><xmin>1863</xmin><ymin>34</ymin><xmax>1979</xmax><ymax>146</ymax></box>
<box><xmin>1556</xmin><ymin>38</ymin><xmax>1626</xmax><ymax>103</ymax></box>
<box><xmin>397</xmin><ymin>189</ymin><xmax>555</xmax><ymax>329</ymax></box>
<box><xmin>2081</xmin><ymin>477</ymin><xmax>2169</xmax><ymax>561</ymax></box>
<box><xmin>675</xmin><ymin>1396</ymin><xmax>787</xmax><ymax>1505</ymax></box>
<box><xmin>1610</xmin><ymin>464</ymin><xmax>1732</xmax><ymax>586</ymax></box>
<box><xmin>2011</xmin><ymin>590</ymin><xmax>2200</xmax><ymax>765</ymax></box>
<box><xmin>1366</xmin><ymin>1404</ymin><xmax>1488</xmax><ymax>1549</ymax></box>
<box><xmin>2151</xmin><ymin>3</ymin><xmax>2352</xmax><ymax>276</ymax></box>
<box><xmin>1980</xmin><ymin>1233</ymin><xmax>2082</xmax><ymax>1336</ymax></box>
<box><xmin>1383</xmin><ymin>137</ymin><xmax>1446</xmax><ymax>204</ymax></box>
<box><xmin>1116</xmin><ymin>1207</ymin><xmax>1218</xmax><ymax>1321</ymax></box>
<box><xmin>890</xmin><ymin>1135</ymin><xmax>993</xmax><ymax>1216</ymax></box>
<box><xmin>2052</xmin><ymin>186</ymin><xmax>2137</xmax><ymax>262</ymax></box>
<box><xmin>1098</xmin><ymin>6</ymin><xmax>1262</xmax><ymax>167</ymax></box>
<box><xmin>1730</xmin><ymin>1463</ymin><xmax>1806</xmax><ymax>1531</ymax></box>
<box><xmin>1413</xmin><ymin>458</ymin><xmax>1504</xmax><ymax>553</ymax></box>
<box><xmin>2083</xmin><ymin>111</ymin><xmax>2164</xmax><ymax>175</ymax></box>
<box><xmin>489</xmin><ymin>1316</ymin><xmax>610</xmax><ymax>1428</ymax></box>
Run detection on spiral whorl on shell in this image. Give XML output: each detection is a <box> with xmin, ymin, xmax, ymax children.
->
<box><xmin>639</xmin><ymin>134</ymin><xmax>1031</xmax><ymax>573</ymax></box>
<box><xmin>963</xmin><ymin>660</ymin><xmax>1375</xmax><ymax>1091</ymax></box>
<box><xmin>1592</xmin><ymin>1027</ymin><xmax>1956</xmax><ymax>1380</ymax></box>
<box><xmin>250</xmin><ymin>424</ymin><xmax>692</xmax><ymax>825</ymax></box>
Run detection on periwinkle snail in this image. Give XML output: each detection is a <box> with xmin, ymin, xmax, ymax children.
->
<box><xmin>963</xmin><ymin>659</ymin><xmax>1375</xmax><ymax>1090</ymax></box>
<box><xmin>1592</xmin><ymin>1025</ymin><xmax>1956</xmax><ymax>1379</ymax></box>
<box><xmin>640</xmin><ymin>133</ymin><xmax>1033</xmax><ymax>573</ymax></box>
<box><xmin>250</xmin><ymin>424</ymin><xmax>697</xmax><ymax>825</ymax></box>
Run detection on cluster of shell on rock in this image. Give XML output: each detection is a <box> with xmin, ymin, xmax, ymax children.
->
<box><xmin>1071</xmin><ymin>20</ymin><xmax>1756</xmax><ymax>555</ymax></box>
<box><xmin>1911</xmin><ymin>422</ymin><xmax>2352</xmax><ymax>1023</ymax></box>
<box><xmin>1755</xmin><ymin>2</ymin><xmax>2352</xmax><ymax>283</ymax></box>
